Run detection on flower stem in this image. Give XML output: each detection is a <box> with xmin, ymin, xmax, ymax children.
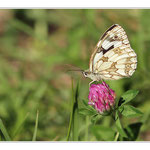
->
<box><xmin>114</xmin><ymin>132</ymin><xmax>119</xmax><ymax>141</ymax></box>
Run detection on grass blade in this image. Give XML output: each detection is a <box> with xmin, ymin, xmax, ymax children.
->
<box><xmin>85</xmin><ymin>116</ymin><xmax>89</xmax><ymax>141</ymax></box>
<box><xmin>0</xmin><ymin>118</ymin><xmax>11</xmax><ymax>141</ymax></box>
<box><xmin>32</xmin><ymin>110</ymin><xmax>39</xmax><ymax>141</ymax></box>
<box><xmin>114</xmin><ymin>132</ymin><xmax>119</xmax><ymax>141</ymax></box>
<box><xmin>66</xmin><ymin>79</ymin><xmax>80</xmax><ymax>141</ymax></box>
<box><xmin>72</xmin><ymin>81</ymin><xmax>79</xmax><ymax>141</ymax></box>
<box><xmin>12</xmin><ymin>112</ymin><xmax>29</xmax><ymax>138</ymax></box>
<box><xmin>66</xmin><ymin>79</ymin><xmax>74</xmax><ymax>141</ymax></box>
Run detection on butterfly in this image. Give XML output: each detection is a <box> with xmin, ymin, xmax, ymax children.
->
<box><xmin>82</xmin><ymin>24</ymin><xmax>137</xmax><ymax>84</ymax></box>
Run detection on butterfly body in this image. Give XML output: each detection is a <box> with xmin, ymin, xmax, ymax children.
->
<box><xmin>83</xmin><ymin>24</ymin><xmax>137</xmax><ymax>82</ymax></box>
<box><xmin>83</xmin><ymin>70</ymin><xmax>102</xmax><ymax>82</ymax></box>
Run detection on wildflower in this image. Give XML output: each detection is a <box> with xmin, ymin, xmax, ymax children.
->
<box><xmin>88</xmin><ymin>82</ymin><xmax>116</xmax><ymax>115</ymax></box>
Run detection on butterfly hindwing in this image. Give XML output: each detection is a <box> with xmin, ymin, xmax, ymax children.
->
<box><xmin>89</xmin><ymin>24</ymin><xmax>137</xmax><ymax>80</ymax></box>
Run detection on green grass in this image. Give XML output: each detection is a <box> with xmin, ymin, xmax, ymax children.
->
<box><xmin>0</xmin><ymin>118</ymin><xmax>11</xmax><ymax>141</ymax></box>
<box><xmin>32</xmin><ymin>110</ymin><xmax>39</xmax><ymax>141</ymax></box>
<box><xmin>0</xmin><ymin>9</ymin><xmax>149</xmax><ymax>141</ymax></box>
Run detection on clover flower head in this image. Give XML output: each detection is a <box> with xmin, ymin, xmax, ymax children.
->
<box><xmin>88</xmin><ymin>82</ymin><xmax>116</xmax><ymax>115</ymax></box>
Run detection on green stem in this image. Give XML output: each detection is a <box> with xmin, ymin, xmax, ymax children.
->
<box><xmin>115</xmin><ymin>111</ymin><xmax>127</xmax><ymax>139</ymax></box>
<box><xmin>114</xmin><ymin>132</ymin><xmax>119</xmax><ymax>141</ymax></box>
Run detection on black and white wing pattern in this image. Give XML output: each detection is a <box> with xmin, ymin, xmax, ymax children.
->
<box><xmin>89</xmin><ymin>24</ymin><xmax>137</xmax><ymax>80</ymax></box>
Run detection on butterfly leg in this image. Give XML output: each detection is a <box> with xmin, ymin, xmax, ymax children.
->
<box><xmin>89</xmin><ymin>80</ymin><xmax>96</xmax><ymax>87</ymax></box>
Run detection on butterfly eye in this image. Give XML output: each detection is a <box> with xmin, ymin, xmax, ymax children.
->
<box><xmin>83</xmin><ymin>72</ymin><xmax>88</xmax><ymax>77</ymax></box>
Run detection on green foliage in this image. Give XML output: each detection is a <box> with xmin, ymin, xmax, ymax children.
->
<box><xmin>67</xmin><ymin>81</ymin><xmax>80</xmax><ymax>141</ymax></box>
<box><xmin>0</xmin><ymin>118</ymin><xmax>11</xmax><ymax>141</ymax></box>
<box><xmin>91</xmin><ymin>125</ymin><xmax>115</xmax><ymax>141</ymax></box>
<box><xmin>115</xmin><ymin>111</ymin><xmax>127</xmax><ymax>138</ymax></box>
<box><xmin>115</xmin><ymin>90</ymin><xmax>142</xmax><ymax>140</ymax></box>
<box><xmin>79</xmin><ymin>89</ymin><xmax>142</xmax><ymax>141</ymax></box>
<box><xmin>0</xmin><ymin>9</ymin><xmax>149</xmax><ymax>141</ymax></box>
<box><xmin>72</xmin><ymin>81</ymin><xmax>79</xmax><ymax>141</ymax></box>
<box><xmin>121</xmin><ymin>122</ymin><xmax>143</xmax><ymax>141</ymax></box>
<box><xmin>120</xmin><ymin>90</ymin><xmax>139</xmax><ymax>105</ymax></box>
<box><xmin>119</xmin><ymin>105</ymin><xmax>143</xmax><ymax>118</ymax></box>
<box><xmin>118</xmin><ymin>89</ymin><xmax>143</xmax><ymax>118</ymax></box>
<box><xmin>79</xmin><ymin>99</ymin><xmax>97</xmax><ymax>116</ymax></box>
<box><xmin>79</xmin><ymin>108</ymin><xmax>96</xmax><ymax>116</ymax></box>
<box><xmin>32</xmin><ymin>110</ymin><xmax>39</xmax><ymax>141</ymax></box>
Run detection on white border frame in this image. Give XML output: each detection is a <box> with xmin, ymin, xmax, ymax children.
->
<box><xmin>0</xmin><ymin>0</ymin><xmax>150</xmax><ymax>8</ymax></box>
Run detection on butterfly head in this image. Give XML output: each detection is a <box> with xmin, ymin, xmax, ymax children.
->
<box><xmin>83</xmin><ymin>70</ymin><xmax>101</xmax><ymax>81</ymax></box>
<box><xmin>82</xmin><ymin>70</ymin><xmax>90</xmax><ymax>78</ymax></box>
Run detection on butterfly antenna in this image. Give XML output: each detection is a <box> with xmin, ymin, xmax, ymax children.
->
<box><xmin>64</xmin><ymin>64</ymin><xmax>84</xmax><ymax>73</ymax></box>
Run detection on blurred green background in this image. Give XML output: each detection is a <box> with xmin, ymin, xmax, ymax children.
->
<box><xmin>0</xmin><ymin>9</ymin><xmax>150</xmax><ymax>141</ymax></box>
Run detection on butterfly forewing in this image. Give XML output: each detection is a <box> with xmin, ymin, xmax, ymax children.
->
<box><xmin>89</xmin><ymin>24</ymin><xmax>137</xmax><ymax>80</ymax></box>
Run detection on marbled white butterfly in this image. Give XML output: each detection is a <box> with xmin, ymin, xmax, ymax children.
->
<box><xmin>83</xmin><ymin>24</ymin><xmax>137</xmax><ymax>84</ymax></box>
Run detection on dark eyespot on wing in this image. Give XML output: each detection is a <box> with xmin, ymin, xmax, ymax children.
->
<box><xmin>102</xmin><ymin>45</ymin><xmax>114</xmax><ymax>54</ymax></box>
<box><xmin>101</xmin><ymin>24</ymin><xmax>118</xmax><ymax>40</ymax></box>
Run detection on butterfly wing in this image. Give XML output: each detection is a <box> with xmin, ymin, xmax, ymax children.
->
<box><xmin>89</xmin><ymin>24</ymin><xmax>137</xmax><ymax>80</ymax></box>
